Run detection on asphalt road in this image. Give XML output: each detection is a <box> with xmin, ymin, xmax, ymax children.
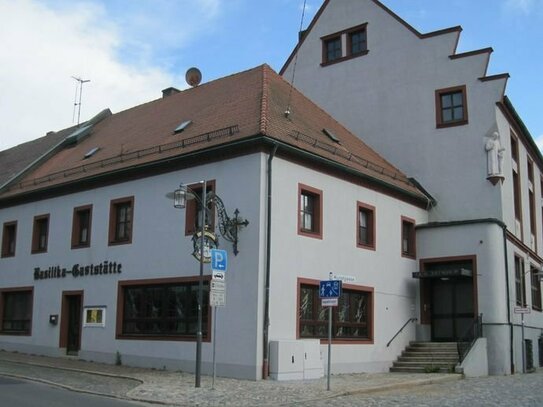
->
<box><xmin>0</xmin><ymin>376</ymin><xmax>151</xmax><ymax>407</ymax></box>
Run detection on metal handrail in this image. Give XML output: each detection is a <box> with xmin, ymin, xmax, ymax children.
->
<box><xmin>386</xmin><ymin>317</ymin><xmax>417</xmax><ymax>347</ymax></box>
<box><xmin>457</xmin><ymin>313</ymin><xmax>483</xmax><ymax>363</ymax></box>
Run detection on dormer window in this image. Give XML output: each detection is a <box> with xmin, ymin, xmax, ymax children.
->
<box><xmin>174</xmin><ymin>120</ymin><xmax>192</xmax><ymax>134</ymax></box>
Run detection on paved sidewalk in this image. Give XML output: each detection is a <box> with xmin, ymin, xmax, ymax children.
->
<box><xmin>0</xmin><ymin>350</ymin><xmax>462</xmax><ymax>406</ymax></box>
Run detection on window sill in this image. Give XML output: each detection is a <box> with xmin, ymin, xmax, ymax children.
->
<box><xmin>321</xmin><ymin>50</ymin><xmax>369</xmax><ymax>67</ymax></box>
<box><xmin>317</xmin><ymin>338</ymin><xmax>373</xmax><ymax>345</ymax></box>
<box><xmin>402</xmin><ymin>252</ymin><xmax>416</xmax><ymax>260</ymax></box>
<box><xmin>0</xmin><ymin>331</ymin><xmax>31</xmax><ymax>336</ymax></box>
<box><xmin>298</xmin><ymin>229</ymin><xmax>323</xmax><ymax>240</ymax></box>
<box><xmin>71</xmin><ymin>244</ymin><xmax>90</xmax><ymax>250</ymax></box>
<box><xmin>108</xmin><ymin>239</ymin><xmax>132</xmax><ymax>247</ymax></box>
<box><xmin>31</xmin><ymin>249</ymin><xmax>47</xmax><ymax>254</ymax></box>
<box><xmin>532</xmin><ymin>306</ymin><xmax>542</xmax><ymax>312</ymax></box>
<box><xmin>436</xmin><ymin>119</ymin><xmax>468</xmax><ymax>129</ymax></box>
<box><xmin>357</xmin><ymin>242</ymin><xmax>376</xmax><ymax>251</ymax></box>
<box><xmin>0</xmin><ymin>253</ymin><xmax>15</xmax><ymax>258</ymax></box>
<box><xmin>116</xmin><ymin>334</ymin><xmax>210</xmax><ymax>342</ymax></box>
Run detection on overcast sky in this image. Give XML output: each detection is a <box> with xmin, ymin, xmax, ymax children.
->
<box><xmin>1</xmin><ymin>0</ymin><xmax>542</xmax><ymax>151</ymax></box>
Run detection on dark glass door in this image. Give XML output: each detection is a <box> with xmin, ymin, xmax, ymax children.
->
<box><xmin>431</xmin><ymin>278</ymin><xmax>473</xmax><ymax>341</ymax></box>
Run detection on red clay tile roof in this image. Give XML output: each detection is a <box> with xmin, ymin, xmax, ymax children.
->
<box><xmin>0</xmin><ymin>65</ymin><xmax>425</xmax><ymax>201</ymax></box>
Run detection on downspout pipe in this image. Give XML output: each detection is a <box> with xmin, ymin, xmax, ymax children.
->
<box><xmin>262</xmin><ymin>144</ymin><xmax>278</xmax><ymax>379</ymax></box>
<box><xmin>502</xmin><ymin>225</ymin><xmax>514</xmax><ymax>374</ymax></box>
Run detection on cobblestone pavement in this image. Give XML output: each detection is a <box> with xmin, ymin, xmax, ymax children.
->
<box><xmin>6</xmin><ymin>350</ymin><xmax>531</xmax><ymax>407</ymax></box>
<box><xmin>293</xmin><ymin>370</ymin><xmax>543</xmax><ymax>407</ymax></box>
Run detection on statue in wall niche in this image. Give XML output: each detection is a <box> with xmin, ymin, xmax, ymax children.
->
<box><xmin>485</xmin><ymin>131</ymin><xmax>505</xmax><ymax>177</ymax></box>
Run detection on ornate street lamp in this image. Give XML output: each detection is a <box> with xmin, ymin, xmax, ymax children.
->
<box><xmin>171</xmin><ymin>181</ymin><xmax>249</xmax><ymax>388</ymax></box>
<box><xmin>175</xmin><ymin>180</ymin><xmax>206</xmax><ymax>388</ymax></box>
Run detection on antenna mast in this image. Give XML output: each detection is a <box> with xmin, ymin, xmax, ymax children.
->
<box><xmin>72</xmin><ymin>76</ymin><xmax>91</xmax><ymax>125</ymax></box>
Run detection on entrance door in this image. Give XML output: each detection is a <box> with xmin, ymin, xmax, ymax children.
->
<box><xmin>60</xmin><ymin>292</ymin><xmax>83</xmax><ymax>355</ymax></box>
<box><xmin>431</xmin><ymin>278</ymin><xmax>474</xmax><ymax>341</ymax></box>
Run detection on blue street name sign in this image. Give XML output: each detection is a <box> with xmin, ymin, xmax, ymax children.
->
<box><xmin>319</xmin><ymin>280</ymin><xmax>342</xmax><ymax>299</ymax></box>
<box><xmin>210</xmin><ymin>249</ymin><xmax>228</xmax><ymax>272</ymax></box>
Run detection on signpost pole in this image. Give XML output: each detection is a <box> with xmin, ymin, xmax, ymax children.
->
<box><xmin>521</xmin><ymin>312</ymin><xmax>526</xmax><ymax>373</ymax></box>
<box><xmin>327</xmin><ymin>306</ymin><xmax>332</xmax><ymax>391</ymax></box>
<box><xmin>212</xmin><ymin>306</ymin><xmax>218</xmax><ymax>389</ymax></box>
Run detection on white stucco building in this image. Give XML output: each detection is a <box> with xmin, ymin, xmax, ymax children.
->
<box><xmin>281</xmin><ymin>0</ymin><xmax>543</xmax><ymax>375</ymax></box>
<box><xmin>0</xmin><ymin>65</ymin><xmax>431</xmax><ymax>380</ymax></box>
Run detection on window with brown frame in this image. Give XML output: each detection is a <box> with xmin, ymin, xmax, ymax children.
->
<box><xmin>515</xmin><ymin>256</ymin><xmax>527</xmax><ymax>306</ymax></box>
<box><xmin>109</xmin><ymin>197</ymin><xmax>134</xmax><ymax>245</ymax></box>
<box><xmin>0</xmin><ymin>288</ymin><xmax>33</xmax><ymax>335</ymax></box>
<box><xmin>323</xmin><ymin>36</ymin><xmax>342</xmax><ymax>63</ymax></box>
<box><xmin>531</xmin><ymin>266</ymin><xmax>542</xmax><ymax>311</ymax></box>
<box><xmin>321</xmin><ymin>23</ymin><xmax>369</xmax><ymax>66</ymax></box>
<box><xmin>1</xmin><ymin>221</ymin><xmax>17</xmax><ymax>258</ymax></box>
<box><xmin>185</xmin><ymin>181</ymin><xmax>215</xmax><ymax>236</ymax></box>
<box><xmin>348</xmin><ymin>27</ymin><xmax>367</xmax><ymax>55</ymax></box>
<box><xmin>298</xmin><ymin>184</ymin><xmax>323</xmax><ymax>239</ymax></box>
<box><xmin>117</xmin><ymin>279</ymin><xmax>209</xmax><ymax>340</ymax></box>
<box><xmin>435</xmin><ymin>86</ymin><xmax>468</xmax><ymax>128</ymax></box>
<box><xmin>298</xmin><ymin>282</ymin><xmax>373</xmax><ymax>342</ymax></box>
<box><xmin>357</xmin><ymin>202</ymin><xmax>375</xmax><ymax>249</ymax></box>
<box><xmin>401</xmin><ymin>217</ymin><xmax>416</xmax><ymax>258</ymax></box>
<box><xmin>31</xmin><ymin>214</ymin><xmax>49</xmax><ymax>254</ymax></box>
<box><xmin>528</xmin><ymin>159</ymin><xmax>536</xmax><ymax>247</ymax></box>
<box><xmin>71</xmin><ymin>205</ymin><xmax>92</xmax><ymax>249</ymax></box>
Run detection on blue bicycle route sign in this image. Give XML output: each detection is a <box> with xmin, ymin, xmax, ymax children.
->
<box><xmin>319</xmin><ymin>280</ymin><xmax>342</xmax><ymax>298</ymax></box>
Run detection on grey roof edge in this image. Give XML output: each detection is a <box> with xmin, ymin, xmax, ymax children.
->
<box><xmin>0</xmin><ymin>108</ymin><xmax>111</xmax><ymax>192</ymax></box>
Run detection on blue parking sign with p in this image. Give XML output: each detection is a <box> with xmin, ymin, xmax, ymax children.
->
<box><xmin>211</xmin><ymin>249</ymin><xmax>227</xmax><ymax>271</ymax></box>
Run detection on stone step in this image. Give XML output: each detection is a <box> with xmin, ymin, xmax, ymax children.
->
<box><xmin>393</xmin><ymin>361</ymin><xmax>456</xmax><ymax>368</ymax></box>
<box><xmin>402</xmin><ymin>351</ymin><xmax>458</xmax><ymax>357</ymax></box>
<box><xmin>409</xmin><ymin>342</ymin><xmax>458</xmax><ymax>348</ymax></box>
<box><xmin>390</xmin><ymin>342</ymin><xmax>460</xmax><ymax>374</ymax></box>
<box><xmin>398</xmin><ymin>356</ymin><xmax>459</xmax><ymax>363</ymax></box>
<box><xmin>390</xmin><ymin>366</ymin><xmax>455</xmax><ymax>373</ymax></box>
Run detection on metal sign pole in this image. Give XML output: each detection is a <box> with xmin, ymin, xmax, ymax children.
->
<box><xmin>327</xmin><ymin>306</ymin><xmax>332</xmax><ymax>391</ymax></box>
<box><xmin>521</xmin><ymin>312</ymin><xmax>525</xmax><ymax>373</ymax></box>
<box><xmin>212</xmin><ymin>306</ymin><xmax>218</xmax><ymax>389</ymax></box>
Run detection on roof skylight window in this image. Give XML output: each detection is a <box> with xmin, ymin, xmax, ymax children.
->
<box><xmin>174</xmin><ymin>120</ymin><xmax>192</xmax><ymax>134</ymax></box>
<box><xmin>322</xmin><ymin>128</ymin><xmax>340</xmax><ymax>143</ymax></box>
<box><xmin>84</xmin><ymin>147</ymin><xmax>100</xmax><ymax>159</ymax></box>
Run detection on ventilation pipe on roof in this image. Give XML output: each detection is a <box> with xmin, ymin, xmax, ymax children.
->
<box><xmin>162</xmin><ymin>87</ymin><xmax>181</xmax><ymax>98</ymax></box>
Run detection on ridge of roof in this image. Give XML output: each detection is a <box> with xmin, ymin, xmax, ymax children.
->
<box><xmin>280</xmin><ymin>0</ymin><xmax>463</xmax><ymax>75</ymax></box>
<box><xmin>260</xmin><ymin>64</ymin><xmax>270</xmax><ymax>134</ymax></box>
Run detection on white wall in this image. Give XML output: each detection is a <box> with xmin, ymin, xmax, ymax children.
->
<box><xmin>268</xmin><ymin>156</ymin><xmax>428</xmax><ymax>373</ymax></box>
<box><xmin>283</xmin><ymin>0</ymin><xmax>506</xmax><ymax>223</ymax></box>
<box><xmin>0</xmin><ymin>153</ymin><xmax>266</xmax><ymax>380</ymax></box>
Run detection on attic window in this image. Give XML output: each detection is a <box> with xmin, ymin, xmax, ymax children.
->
<box><xmin>174</xmin><ymin>120</ymin><xmax>192</xmax><ymax>134</ymax></box>
<box><xmin>322</xmin><ymin>128</ymin><xmax>340</xmax><ymax>143</ymax></box>
<box><xmin>84</xmin><ymin>147</ymin><xmax>100</xmax><ymax>159</ymax></box>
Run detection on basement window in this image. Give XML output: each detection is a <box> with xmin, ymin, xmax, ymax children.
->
<box><xmin>174</xmin><ymin>120</ymin><xmax>192</xmax><ymax>134</ymax></box>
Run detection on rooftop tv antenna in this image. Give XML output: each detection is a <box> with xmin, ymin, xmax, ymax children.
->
<box><xmin>285</xmin><ymin>0</ymin><xmax>308</xmax><ymax>119</ymax></box>
<box><xmin>72</xmin><ymin>76</ymin><xmax>91</xmax><ymax>125</ymax></box>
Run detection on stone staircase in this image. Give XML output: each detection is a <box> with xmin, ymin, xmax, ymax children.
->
<box><xmin>390</xmin><ymin>342</ymin><xmax>459</xmax><ymax>373</ymax></box>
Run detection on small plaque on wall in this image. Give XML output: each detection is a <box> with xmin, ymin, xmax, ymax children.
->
<box><xmin>83</xmin><ymin>306</ymin><xmax>106</xmax><ymax>327</ymax></box>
